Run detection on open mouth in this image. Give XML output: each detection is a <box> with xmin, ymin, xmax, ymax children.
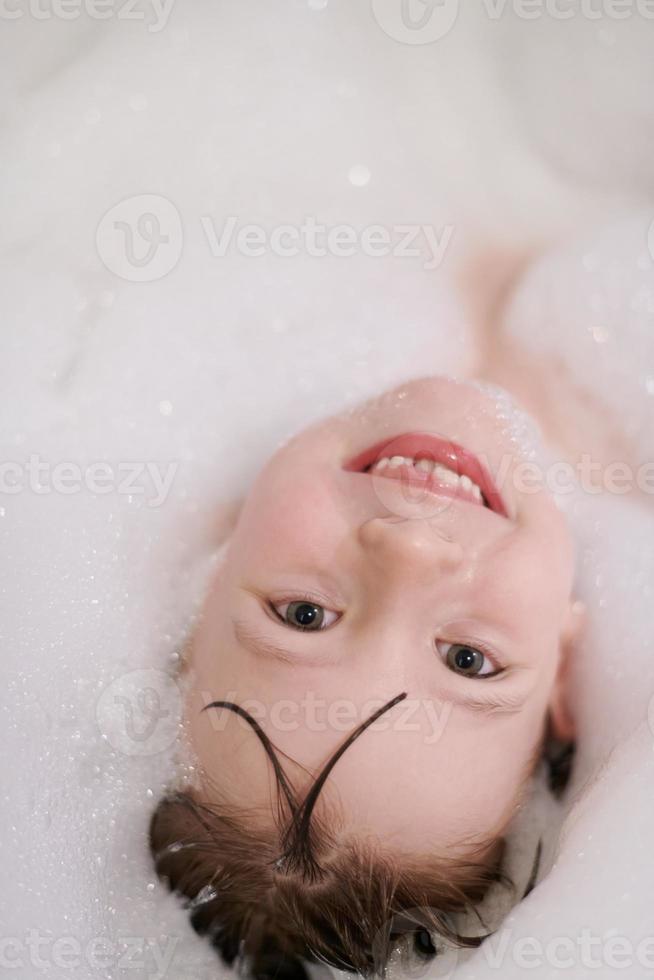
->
<box><xmin>342</xmin><ymin>431</ymin><xmax>508</xmax><ymax>517</ymax></box>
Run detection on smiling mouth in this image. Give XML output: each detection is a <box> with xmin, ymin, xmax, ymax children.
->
<box><xmin>342</xmin><ymin>432</ymin><xmax>508</xmax><ymax>517</ymax></box>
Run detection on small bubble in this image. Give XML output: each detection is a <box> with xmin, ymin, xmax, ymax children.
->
<box><xmin>159</xmin><ymin>400</ymin><xmax>173</xmax><ymax>417</ymax></box>
<box><xmin>590</xmin><ymin>324</ymin><xmax>609</xmax><ymax>344</ymax></box>
<box><xmin>348</xmin><ymin>164</ymin><xmax>371</xmax><ymax>188</ymax></box>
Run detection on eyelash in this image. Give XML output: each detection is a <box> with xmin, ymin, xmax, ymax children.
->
<box><xmin>267</xmin><ymin>596</ymin><xmax>506</xmax><ymax>675</ymax></box>
<box><xmin>267</xmin><ymin>593</ymin><xmax>342</xmax><ymax>631</ymax></box>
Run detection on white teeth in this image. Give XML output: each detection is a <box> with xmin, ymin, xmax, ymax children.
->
<box><xmin>369</xmin><ymin>455</ymin><xmax>485</xmax><ymax>504</ymax></box>
<box><xmin>435</xmin><ymin>464</ymin><xmax>458</xmax><ymax>486</ymax></box>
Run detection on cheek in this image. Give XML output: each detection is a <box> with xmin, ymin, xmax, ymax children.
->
<box><xmin>483</xmin><ymin>531</ymin><xmax>573</xmax><ymax>636</ymax></box>
<box><xmin>237</xmin><ymin>468</ymin><xmax>344</xmax><ymax>563</ymax></box>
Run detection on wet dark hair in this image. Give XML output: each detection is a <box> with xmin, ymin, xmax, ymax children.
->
<box><xmin>150</xmin><ymin>694</ymin><xmax>572</xmax><ymax>980</ymax></box>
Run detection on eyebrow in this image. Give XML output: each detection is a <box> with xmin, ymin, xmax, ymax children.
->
<box><xmin>232</xmin><ymin>617</ymin><xmax>528</xmax><ymax>716</ymax></box>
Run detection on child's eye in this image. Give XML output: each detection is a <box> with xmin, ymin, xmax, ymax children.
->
<box><xmin>436</xmin><ymin>641</ymin><xmax>502</xmax><ymax>678</ymax></box>
<box><xmin>271</xmin><ymin>599</ymin><xmax>340</xmax><ymax>631</ymax></box>
<box><xmin>413</xmin><ymin>928</ymin><xmax>437</xmax><ymax>960</ymax></box>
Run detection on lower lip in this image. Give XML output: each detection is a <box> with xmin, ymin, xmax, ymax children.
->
<box><xmin>342</xmin><ymin>431</ymin><xmax>508</xmax><ymax>517</ymax></box>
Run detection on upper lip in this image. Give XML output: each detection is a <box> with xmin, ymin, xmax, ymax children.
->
<box><xmin>342</xmin><ymin>431</ymin><xmax>508</xmax><ymax>517</ymax></box>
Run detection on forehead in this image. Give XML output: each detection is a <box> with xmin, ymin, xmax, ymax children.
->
<box><xmin>192</xmin><ymin>683</ymin><xmax>542</xmax><ymax>857</ymax></box>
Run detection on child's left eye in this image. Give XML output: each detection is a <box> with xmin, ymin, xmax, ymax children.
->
<box><xmin>271</xmin><ymin>600</ymin><xmax>340</xmax><ymax>631</ymax></box>
<box><xmin>436</xmin><ymin>641</ymin><xmax>502</xmax><ymax>677</ymax></box>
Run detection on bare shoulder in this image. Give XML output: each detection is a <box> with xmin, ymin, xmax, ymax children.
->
<box><xmin>457</xmin><ymin>248</ymin><xmax>651</xmax><ymax>510</ymax></box>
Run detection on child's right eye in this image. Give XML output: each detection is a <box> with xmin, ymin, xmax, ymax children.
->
<box><xmin>270</xmin><ymin>599</ymin><xmax>340</xmax><ymax>631</ymax></box>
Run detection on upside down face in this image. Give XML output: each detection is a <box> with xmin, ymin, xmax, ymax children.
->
<box><xmin>185</xmin><ymin>376</ymin><xmax>581</xmax><ymax>857</ymax></box>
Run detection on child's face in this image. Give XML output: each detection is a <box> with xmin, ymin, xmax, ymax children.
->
<box><xmin>185</xmin><ymin>377</ymin><xmax>579</xmax><ymax>858</ymax></box>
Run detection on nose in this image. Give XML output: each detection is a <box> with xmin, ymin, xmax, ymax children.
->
<box><xmin>357</xmin><ymin>515</ymin><xmax>464</xmax><ymax>582</ymax></box>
